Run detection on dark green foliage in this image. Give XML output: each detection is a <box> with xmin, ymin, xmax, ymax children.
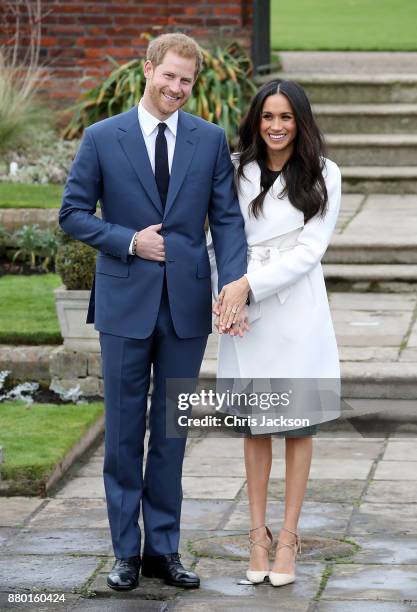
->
<box><xmin>55</xmin><ymin>240</ymin><xmax>96</xmax><ymax>290</ymax></box>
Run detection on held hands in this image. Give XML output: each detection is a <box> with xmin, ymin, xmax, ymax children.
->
<box><xmin>135</xmin><ymin>223</ymin><xmax>165</xmax><ymax>261</ymax></box>
<box><xmin>213</xmin><ymin>276</ymin><xmax>251</xmax><ymax>334</ymax></box>
<box><xmin>213</xmin><ymin>302</ymin><xmax>250</xmax><ymax>337</ymax></box>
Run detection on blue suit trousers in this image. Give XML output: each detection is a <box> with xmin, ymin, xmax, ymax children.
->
<box><xmin>100</xmin><ymin>279</ymin><xmax>208</xmax><ymax>558</ymax></box>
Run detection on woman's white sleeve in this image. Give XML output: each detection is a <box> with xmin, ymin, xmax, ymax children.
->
<box><xmin>245</xmin><ymin>161</ymin><xmax>342</xmax><ymax>303</ymax></box>
<box><xmin>206</xmin><ymin>228</ymin><xmax>219</xmax><ymax>301</ymax></box>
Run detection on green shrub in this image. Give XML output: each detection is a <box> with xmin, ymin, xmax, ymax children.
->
<box><xmin>62</xmin><ymin>41</ymin><xmax>256</xmax><ymax>144</ymax></box>
<box><xmin>0</xmin><ymin>224</ymin><xmax>10</xmax><ymax>257</ymax></box>
<box><xmin>55</xmin><ymin>240</ymin><xmax>96</xmax><ymax>290</ymax></box>
<box><xmin>11</xmin><ymin>224</ymin><xmax>59</xmax><ymax>271</ymax></box>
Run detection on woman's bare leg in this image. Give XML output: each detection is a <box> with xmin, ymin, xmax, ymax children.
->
<box><xmin>272</xmin><ymin>436</ymin><xmax>313</xmax><ymax>574</ymax></box>
<box><xmin>244</xmin><ymin>436</ymin><xmax>272</xmax><ymax>570</ymax></box>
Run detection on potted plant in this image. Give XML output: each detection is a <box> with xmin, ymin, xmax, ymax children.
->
<box><xmin>54</xmin><ymin>228</ymin><xmax>99</xmax><ymax>352</ymax></box>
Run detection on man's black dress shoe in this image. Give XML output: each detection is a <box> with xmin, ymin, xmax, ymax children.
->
<box><xmin>107</xmin><ymin>556</ymin><xmax>141</xmax><ymax>591</ymax></box>
<box><xmin>141</xmin><ymin>553</ymin><xmax>200</xmax><ymax>588</ymax></box>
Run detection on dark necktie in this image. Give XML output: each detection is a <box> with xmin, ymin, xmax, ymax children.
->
<box><xmin>155</xmin><ymin>122</ymin><xmax>169</xmax><ymax>210</ymax></box>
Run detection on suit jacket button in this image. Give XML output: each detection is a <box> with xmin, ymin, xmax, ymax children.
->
<box><xmin>159</xmin><ymin>261</ymin><xmax>165</xmax><ymax>267</ymax></box>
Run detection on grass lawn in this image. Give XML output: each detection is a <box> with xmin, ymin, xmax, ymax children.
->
<box><xmin>0</xmin><ymin>401</ymin><xmax>103</xmax><ymax>481</ymax></box>
<box><xmin>271</xmin><ymin>0</ymin><xmax>417</xmax><ymax>50</ymax></box>
<box><xmin>0</xmin><ymin>182</ymin><xmax>63</xmax><ymax>209</ymax></box>
<box><xmin>0</xmin><ymin>274</ymin><xmax>62</xmax><ymax>344</ymax></box>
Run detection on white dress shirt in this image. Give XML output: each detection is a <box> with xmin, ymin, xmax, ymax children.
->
<box><xmin>128</xmin><ymin>99</ymin><xmax>178</xmax><ymax>254</ymax></box>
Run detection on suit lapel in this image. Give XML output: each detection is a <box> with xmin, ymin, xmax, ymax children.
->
<box><xmin>163</xmin><ymin>110</ymin><xmax>199</xmax><ymax>219</ymax></box>
<box><xmin>117</xmin><ymin>107</ymin><xmax>163</xmax><ymax>215</ymax></box>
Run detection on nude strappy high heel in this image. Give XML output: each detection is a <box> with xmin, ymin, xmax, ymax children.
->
<box><xmin>246</xmin><ymin>524</ymin><xmax>273</xmax><ymax>584</ymax></box>
<box><xmin>269</xmin><ymin>526</ymin><xmax>301</xmax><ymax>587</ymax></box>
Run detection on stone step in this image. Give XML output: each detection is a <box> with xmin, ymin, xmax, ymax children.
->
<box><xmin>323</xmin><ymin>264</ymin><xmax>417</xmax><ymax>282</ymax></box>
<box><xmin>341</xmin><ymin>167</ymin><xmax>417</xmax><ymax>194</ymax></box>
<box><xmin>199</xmin><ymin>358</ymin><xmax>417</xmax><ymax>400</ymax></box>
<box><xmin>277</xmin><ymin>52</ymin><xmax>417</xmax><ymax>76</ymax></box>
<box><xmin>0</xmin><ymin>208</ymin><xmax>58</xmax><ymax>233</ymax></box>
<box><xmin>325</xmin><ymin>242</ymin><xmax>417</xmax><ymax>264</ymax></box>
<box><xmin>327</xmin><ymin>134</ymin><xmax>417</xmax><ymax>166</ymax></box>
<box><xmin>314</xmin><ymin>104</ymin><xmax>417</xmax><ymax>134</ymax></box>
<box><xmin>257</xmin><ymin>73</ymin><xmax>417</xmax><ymax>104</ymax></box>
<box><xmin>0</xmin><ymin>345</ymin><xmax>54</xmax><ymax>383</ymax></box>
<box><xmin>200</xmin><ymin>360</ymin><xmax>417</xmax><ymax>404</ymax></box>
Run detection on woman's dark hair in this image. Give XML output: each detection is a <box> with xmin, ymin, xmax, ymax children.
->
<box><xmin>236</xmin><ymin>79</ymin><xmax>328</xmax><ymax>222</ymax></box>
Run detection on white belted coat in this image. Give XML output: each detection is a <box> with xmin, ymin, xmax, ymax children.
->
<box><xmin>208</xmin><ymin>156</ymin><xmax>342</xmax><ymax>383</ymax></box>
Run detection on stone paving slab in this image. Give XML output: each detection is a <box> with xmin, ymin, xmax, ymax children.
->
<box><xmin>186</xmin><ymin>457</ymin><xmax>372</xmax><ymax>480</ymax></box>
<box><xmin>193</xmin><ymin>557</ymin><xmax>324</xmax><ymax>603</ymax></box>
<box><xmin>181</xmin><ymin>500</ymin><xmax>232</xmax><ymax>531</ymax></box>
<box><xmin>0</xmin><ymin>498</ymin><xmax>44</xmax><ymax>527</ymax></box>
<box><xmin>383</xmin><ymin>440</ymin><xmax>417</xmax><ymax>460</ymax></box>
<box><xmin>374</xmin><ymin>461</ymin><xmax>417</xmax><ymax>480</ymax></box>
<box><xmin>182</xmin><ymin>476</ymin><xmax>244</xmax><ymax>500</ymax></box>
<box><xmin>3</xmin><ymin>528</ymin><xmax>112</xmax><ymax>556</ymax></box>
<box><xmin>339</xmin><ymin>346</ymin><xmax>400</xmax><ymax>362</ymax></box>
<box><xmin>329</xmin><ymin>293</ymin><xmax>416</xmax><ymax>311</ymax></box>
<box><xmin>364</xmin><ymin>481</ymin><xmax>417</xmax><ymax>504</ymax></box>
<box><xmin>224</xmin><ymin>501</ymin><xmax>351</xmax><ymax>535</ymax></box>
<box><xmin>400</xmin><ymin>348</ymin><xmax>417</xmax><ymax>362</ymax></box>
<box><xmin>323</xmin><ymin>563</ymin><xmax>417</xmax><ymax>601</ymax></box>
<box><xmin>334</xmin><ymin>194</ymin><xmax>365</xmax><ymax>232</ymax></box>
<box><xmin>317</xmin><ymin>600</ymin><xmax>416</xmax><ymax>611</ymax></box>
<box><xmin>28</xmin><ymin>499</ymin><xmax>108</xmax><ymax>529</ymax></box>
<box><xmin>186</xmin><ymin>437</ymin><xmax>245</xmax><ymax>458</ymax></box>
<box><xmin>55</xmin><ymin>477</ymin><xmax>105</xmax><ymax>499</ymax></box>
<box><xmin>330</xmin><ymin>195</ymin><xmax>417</xmax><ymax>245</ymax></box>
<box><xmin>311</xmin><ymin>438</ymin><xmax>383</xmax><ymax>460</ymax></box>
<box><xmin>72</xmin><ymin>600</ymin><xmax>166</xmax><ymax>612</ymax></box>
<box><xmin>169</xmin><ymin>595</ymin><xmax>304</xmax><ymax>611</ymax></box>
<box><xmin>350</xmin><ymin>503</ymin><xmax>417</xmax><ymax>535</ymax></box>
<box><xmin>0</xmin><ymin>593</ymin><xmax>81</xmax><ymax>612</ymax></box>
<box><xmin>240</xmin><ymin>479</ymin><xmax>364</xmax><ymax>504</ymax></box>
<box><xmin>298</xmin><ymin>459</ymin><xmax>372</xmax><ymax>480</ymax></box>
<box><xmin>349</xmin><ymin>536</ymin><xmax>417</xmax><ymax>565</ymax></box>
<box><xmin>76</xmin><ymin>459</ymin><xmax>103</xmax><ymax>478</ymax></box>
<box><xmin>183</xmin><ymin>457</ymin><xmax>246</xmax><ymax>477</ymax></box>
<box><xmin>0</xmin><ymin>528</ymin><xmax>17</xmax><ymax>549</ymax></box>
<box><xmin>0</xmin><ymin>555</ymin><xmax>100</xmax><ymax>592</ymax></box>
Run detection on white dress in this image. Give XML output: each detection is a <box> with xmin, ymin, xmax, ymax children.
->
<box><xmin>207</xmin><ymin>156</ymin><xmax>342</xmax><ymax>433</ymax></box>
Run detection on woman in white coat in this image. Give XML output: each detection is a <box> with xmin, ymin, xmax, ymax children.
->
<box><xmin>210</xmin><ymin>80</ymin><xmax>342</xmax><ymax>587</ymax></box>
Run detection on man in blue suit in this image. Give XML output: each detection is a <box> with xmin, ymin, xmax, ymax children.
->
<box><xmin>59</xmin><ymin>33</ymin><xmax>248</xmax><ymax>590</ymax></box>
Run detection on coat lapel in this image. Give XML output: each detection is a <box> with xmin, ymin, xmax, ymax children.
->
<box><xmin>117</xmin><ymin>107</ymin><xmax>163</xmax><ymax>215</ymax></box>
<box><xmin>163</xmin><ymin>110</ymin><xmax>199</xmax><ymax>219</ymax></box>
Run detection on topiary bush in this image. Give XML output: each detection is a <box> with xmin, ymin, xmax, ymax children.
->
<box><xmin>55</xmin><ymin>239</ymin><xmax>96</xmax><ymax>290</ymax></box>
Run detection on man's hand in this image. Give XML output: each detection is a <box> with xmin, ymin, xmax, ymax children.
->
<box><xmin>217</xmin><ymin>276</ymin><xmax>250</xmax><ymax>332</ymax></box>
<box><xmin>135</xmin><ymin>223</ymin><xmax>165</xmax><ymax>261</ymax></box>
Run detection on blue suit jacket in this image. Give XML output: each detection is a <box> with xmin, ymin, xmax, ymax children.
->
<box><xmin>59</xmin><ymin>106</ymin><xmax>248</xmax><ymax>339</ymax></box>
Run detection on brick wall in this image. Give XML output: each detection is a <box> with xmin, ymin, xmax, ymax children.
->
<box><xmin>0</xmin><ymin>0</ymin><xmax>253</xmax><ymax>106</ymax></box>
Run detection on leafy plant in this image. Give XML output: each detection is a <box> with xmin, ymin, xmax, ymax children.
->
<box><xmin>12</xmin><ymin>224</ymin><xmax>44</xmax><ymax>268</ymax></box>
<box><xmin>11</xmin><ymin>224</ymin><xmax>59</xmax><ymax>270</ymax></box>
<box><xmin>0</xmin><ymin>1</ymin><xmax>52</xmax><ymax>152</ymax></box>
<box><xmin>0</xmin><ymin>223</ymin><xmax>10</xmax><ymax>257</ymax></box>
<box><xmin>38</xmin><ymin>228</ymin><xmax>60</xmax><ymax>271</ymax></box>
<box><xmin>62</xmin><ymin>41</ymin><xmax>256</xmax><ymax>144</ymax></box>
<box><xmin>55</xmin><ymin>239</ymin><xmax>96</xmax><ymax>290</ymax></box>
